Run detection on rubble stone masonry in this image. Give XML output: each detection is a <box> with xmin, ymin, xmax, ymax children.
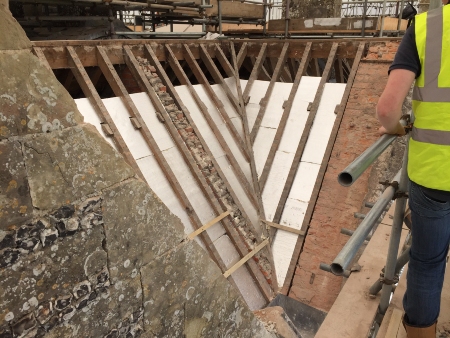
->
<box><xmin>0</xmin><ymin>7</ymin><xmax>271</xmax><ymax>338</ymax></box>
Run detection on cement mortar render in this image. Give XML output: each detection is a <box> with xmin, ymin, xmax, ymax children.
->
<box><xmin>0</xmin><ymin>7</ymin><xmax>273</xmax><ymax>338</ymax></box>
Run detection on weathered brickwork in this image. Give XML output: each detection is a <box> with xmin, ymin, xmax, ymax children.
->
<box><xmin>288</xmin><ymin>42</ymin><xmax>401</xmax><ymax>312</ymax></box>
<box><xmin>0</xmin><ymin>6</ymin><xmax>271</xmax><ymax>338</ymax></box>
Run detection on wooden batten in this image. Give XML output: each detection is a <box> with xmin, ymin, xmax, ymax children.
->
<box><xmin>262</xmin><ymin>220</ymin><xmax>305</xmax><ymax>236</ymax></box>
<box><xmin>230</xmin><ymin>42</ymin><xmax>279</xmax><ymax>291</ymax></box>
<box><xmin>250</xmin><ymin>42</ymin><xmax>289</xmax><ymax>145</ymax></box>
<box><xmin>280</xmin><ymin>42</ymin><xmax>366</xmax><ymax>295</ymax></box>
<box><xmin>259</xmin><ymin>42</ymin><xmax>312</xmax><ymax>191</ymax></box>
<box><xmin>183</xmin><ymin>44</ymin><xmax>250</xmax><ymax>162</ymax></box>
<box><xmin>223</xmin><ymin>239</ymin><xmax>270</xmax><ymax>278</ymax></box>
<box><xmin>144</xmin><ymin>44</ymin><xmax>274</xmax><ymax>302</ymax></box>
<box><xmin>65</xmin><ymin>46</ymin><xmax>144</xmax><ymax>181</ymax></box>
<box><xmin>187</xmin><ymin>211</ymin><xmax>231</xmax><ymax>240</ymax></box>
<box><xmin>165</xmin><ymin>44</ymin><xmax>258</xmax><ymax>210</ymax></box>
<box><xmin>122</xmin><ymin>45</ymin><xmax>232</xmax><ymax>278</ymax></box>
<box><xmin>242</xmin><ymin>43</ymin><xmax>267</xmax><ymax>103</ymax></box>
<box><xmin>270</xmin><ymin>42</ymin><xmax>338</xmax><ymax>241</ymax></box>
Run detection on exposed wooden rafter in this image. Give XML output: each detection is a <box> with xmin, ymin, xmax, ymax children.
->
<box><xmin>258</xmin><ymin>42</ymin><xmax>312</xmax><ymax>192</ymax></box>
<box><xmin>214</xmin><ymin>43</ymin><xmax>235</xmax><ymax>78</ymax></box>
<box><xmin>199</xmin><ymin>44</ymin><xmax>242</xmax><ymax>116</ymax></box>
<box><xmin>96</xmin><ymin>46</ymin><xmax>144</xmax><ymax>131</ymax></box>
<box><xmin>32</xmin><ymin>46</ymin><xmax>52</xmax><ymax>72</ymax></box>
<box><xmin>236</xmin><ymin>42</ymin><xmax>248</xmax><ymax>71</ymax></box>
<box><xmin>144</xmin><ymin>44</ymin><xmax>275</xmax><ymax>302</ymax></box>
<box><xmin>250</xmin><ymin>42</ymin><xmax>289</xmax><ymax>145</ymax></box>
<box><xmin>32</xmin><ymin>38</ymin><xmax>373</xmax><ymax>306</ymax></box>
<box><xmin>183</xmin><ymin>44</ymin><xmax>250</xmax><ymax>162</ymax></box>
<box><xmin>270</xmin><ymin>42</ymin><xmax>339</xmax><ymax>241</ymax></box>
<box><xmin>66</xmin><ymin>46</ymin><xmax>144</xmax><ymax>181</ymax></box>
<box><xmin>280</xmin><ymin>42</ymin><xmax>366</xmax><ymax>295</ymax></box>
<box><xmin>146</xmin><ymin>44</ymin><xmax>260</xmax><ymax>237</ymax></box>
<box><xmin>165</xmin><ymin>44</ymin><xmax>258</xmax><ymax>210</ymax></box>
<box><xmin>230</xmin><ymin>42</ymin><xmax>279</xmax><ymax>292</ymax></box>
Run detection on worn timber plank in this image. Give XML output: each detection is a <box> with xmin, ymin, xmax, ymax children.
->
<box><xmin>144</xmin><ymin>44</ymin><xmax>274</xmax><ymax>302</ymax></box>
<box><xmin>280</xmin><ymin>42</ymin><xmax>366</xmax><ymax>295</ymax></box>
<box><xmin>270</xmin><ymin>42</ymin><xmax>338</xmax><ymax>242</ymax></box>
<box><xmin>66</xmin><ymin>46</ymin><xmax>144</xmax><ymax>181</ymax></box>
<box><xmin>183</xmin><ymin>44</ymin><xmax>250</xmax><ymax>162</ymax></box>
<box><xmin>249</xmin><ymin>42</ymin><xmax>289</xmax><ymax>145</ymax></box>
<box><xmin>230</xmin><ymin>42</ymin><xmax>279</xmax><ymax>292</ymax></box>
<box><xmin>315</xmin><ymin>221</ymin><xmax>408</xmax><ymax>338</ymax></box>
<box><xmin>243</xmin><ymin>43</ymin><xmax>267</xmax><ymax>103</ymax></box>
<box><xmin>165</xmin><ymin>44</ymin><xmax>258</xmax><ymax>210</ymax></box>
<box><xmin>259</xmin><ymin>42</ymin><xmax>312</xmax><ymax>191</ymax></box>
<box><xmin>199</xmin><ymin>44</ymin><xmax>242</xmax><ymax>115</ymax></box>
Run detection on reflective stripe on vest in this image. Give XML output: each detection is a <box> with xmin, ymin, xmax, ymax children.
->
<box><xmin>409</xmin><ymin>5</ymin><xmax>450</xmax><ymax>191</ymax></box>
<box><xmin>412</xmin><ymin>7</ymin><xmax>450</xmax><ymax>102</ymax></box>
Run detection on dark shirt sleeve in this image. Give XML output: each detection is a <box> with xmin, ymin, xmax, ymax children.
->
<box><xmin>389</xmin><ymin>23</ymin><xmax>421</xmax><ymax>78</ymax></box>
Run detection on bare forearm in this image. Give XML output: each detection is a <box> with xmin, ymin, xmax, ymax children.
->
<box><xmin>376</xmin><ymin>69</ymin><xmax>415</xmax><ymax>135</ymax></box>
<box><xmin>376</xmin><ymin>106</ymin><xmax>403</xmax><ymax>134</ymax></box>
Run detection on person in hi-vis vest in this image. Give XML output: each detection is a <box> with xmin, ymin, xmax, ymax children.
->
<box><xmin>377</xmin><ymin>0</ymin><xmax>450</xmax><ymax>336</ymax></box>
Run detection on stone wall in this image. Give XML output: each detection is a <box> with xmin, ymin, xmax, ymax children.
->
<box><xmin>288</xmin><ymin>41</ymin><xmax>406</xmax><ymax>312</ymax></box>
<box><xmin>0</xmin><ymin>7</ymin><xmax>271</xmax><ymax>338</ymax></box>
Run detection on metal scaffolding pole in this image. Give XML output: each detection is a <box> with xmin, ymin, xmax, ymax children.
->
<box><xmin>329</xmin><ymin>170</ymin><xmax>401</xmax><ymax>276</ymax></box>
<box><xmin>379</xmin><ymin>0</ymin><xmax>388</xmax><ymax>36</ymax></box>
<box><xmin>396</xmin><ymin>0</ymin><xmax>405</xmax><ymax>33</ymax></box>
<box><xmin>218</xmin><ymin>0</ymin><xmax>222</xmax><ymax>35</ymax></box>
<box><xmin>284</xmin><ymin>0</ymin><xmax>289</xmax><ymax>38</ymax></box>
<box><xmin>362</xmin><ymin>0</ymin><xmax>368</xmax><ymax>37</ymax></box>
<box><xmin>263</xmin><ymin>0</ymin><xmax>268</xmax><ymax>34</ymax></box>
<box><xmin>338</xmin><ymin>116</ymin><xmax>408</xmax><ymax>187</ymax></box>
<box><xmin>378</xmin><ymin>137</ymin><xmax>409</xmax><ymax>317</ymax></box>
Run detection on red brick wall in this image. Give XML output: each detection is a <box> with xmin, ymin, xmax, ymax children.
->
<box><xmin>119</xmin><ymin>67</ymin><xmax>142</xmax><ymax>94</ymax></box>
<box><xmin>288</xmin><ymin>42</ymin><xmax>399</xmax><ymax>312</ymax></box>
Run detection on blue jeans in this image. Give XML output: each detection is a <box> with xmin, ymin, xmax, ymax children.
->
<box><xmin>403</xmin><ymin>180</ymin><xmax>450</xmax><ymax>327</ymax></box>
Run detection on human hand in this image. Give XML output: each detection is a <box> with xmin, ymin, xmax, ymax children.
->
<box><xmin>378</xmin><ymin>123</ymin><xmax>406</xmax><ymax>136</ymax></box>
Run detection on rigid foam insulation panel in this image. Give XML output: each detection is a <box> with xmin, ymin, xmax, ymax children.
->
<box><xmin>75</xmin><ymin>91</ymin><xmax>266</xmax><ymax>310</ymax></box>
<box><xmin>175</xmin><ymin>84</ymin><xmax>259</xmax><ymax>231</ymax></box>
<box><xmin>271</xmin><ymin>83</ymin><xmax>347</xmax><ymax>286</ymax></box>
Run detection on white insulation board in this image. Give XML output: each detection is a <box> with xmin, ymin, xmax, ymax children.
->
<box><xmin>75</xmin><ymin>74</ymin><xmax>346</xmax><ymax>302</ymax></box>
<box><xmin>260</xmin><ymin>76</ymin><xmax>321</xmax><ymax>221</ymax></box>
<box><xmin>74</xmin><ymin>88</ymin><xmax>266</xmax><ymax>310</ymax></box>
<box><xmin>272</xmin><ymin>82</ymin><xmax>347</xmax><ymax>286</ymax></box>
<box><xmin>174</xmin><ymin>84</ymin><xmax>259</xmax><ymax>231</ymax></box>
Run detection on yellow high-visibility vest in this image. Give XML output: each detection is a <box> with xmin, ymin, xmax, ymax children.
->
<box><xmin>409</xmin><ymin>5</ymin><xmax>450</xmax><ymax>191</ymax></box>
